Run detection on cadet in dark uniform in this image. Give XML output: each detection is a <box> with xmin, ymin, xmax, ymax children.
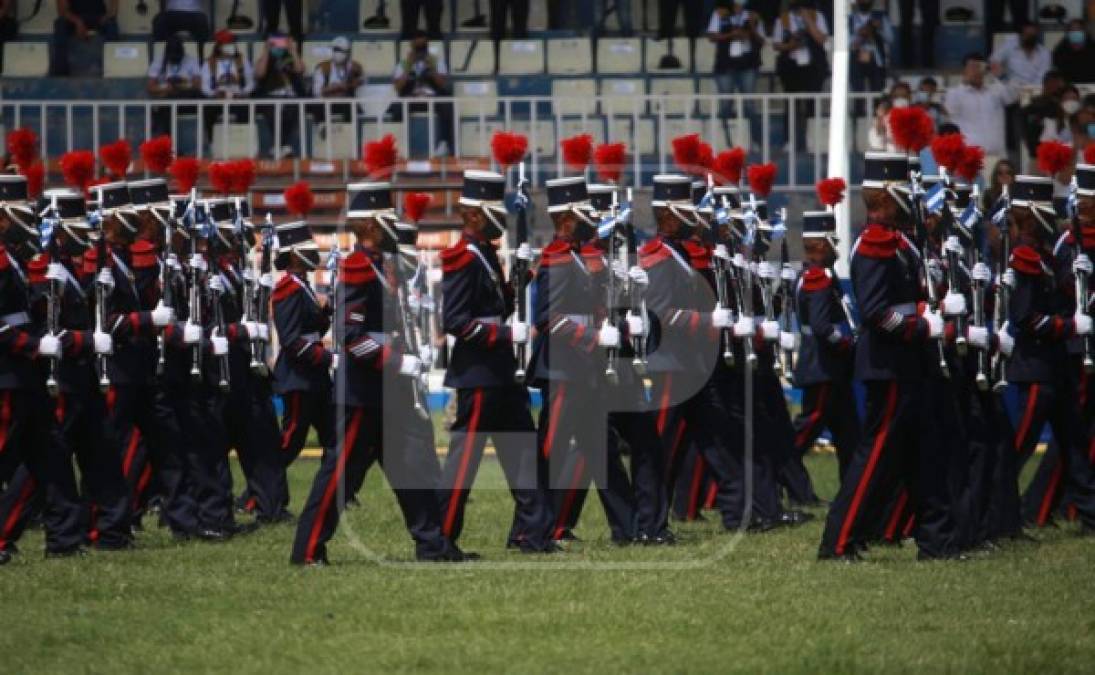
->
<box><xmin>435</xmin><ymin>171</ymin><xmax>555</xmax><ymax>553</ymax></box>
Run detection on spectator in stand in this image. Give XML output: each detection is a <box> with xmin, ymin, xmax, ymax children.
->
<box><xmin>254</xmin><ymin>32</ymin><xmax>306</xmax><ymax>159</ymax></box>
<box><xmin>0</xmin><ymin>0</ymin><xmax>16</xmax><ymax>73</ymax></box>
<box><xmin>152</xmin><ymin>0</ymin><xmax>211</xmax><ymax>47</ymax></box>
<box><xmin>1052</xmin><ymin>19</ymin><xmax>1095</xmax><ymax>84</ymax></box>
<box><xmin>867</xmin><ymin>82</ymin><xmax>912</xmax><ymax>152</ymax></box>
<box><xmin>147</xmin><ymin>33</ymin><xmax>201</xmax><ymax>136</ymax></box>
<box><xmin>985</xmin><ymin>0</ymin><xmax>1030</xmax><ymax>54</ymax></box>
<box><xmin>1070</xmin><ymin>93</ymin><xmax>1095</xmax><ymax>151</ymax></box>
<box><xmin>201</xmin><ymin>29</ymin><xmax>254</xmax><ymax>146</ymax></box>
<box><xmin>848</xmin><ymin>0</ymin><xmax>893</xmax><ymax>96</ymax></box>
<box><xmin>491</xmin><ymin>0</ymin><xmax>529</xmax><ymax>41</ymax></box>
<box><xmin>897</xmin><ymin>0</ymin><xmax>939</xmax><ymax>68</ymax></box>
<box><xmin>990</xmin><ymin>21</ymin><xmax>1051</xmax><ymax>154</ymax></box>
<box><xmin>658</xmin><ymin>0</ymin><xmax>706</xmax><ymax>40</ymax></box>
<box><xmin>772</xmin><ymin>0</ymin><xmax>830</xmax><ymax>153</ymax></box>
<box><xmin>1019</xmin><ymin>71</ymin><xmax>1067</xmax><ymax>155</ymax></box>
<box><xmin>261</xmin><ymin>0</ymin><xmax>303</xmax><ymax>46</ymax></box>
<box><xmin>707</xmin><ymin>0</ymin><xmax>765</xmax><ymax>149</ymax></box>
<box><xmin>914</xmin><ymin>76</ymin><xmax>946</xmax><ymax>128</ymax></box>
<box><xmin>401</xmin><ymin>0</ymin><xmax>443</xmax><ymax>39</ymax></box>
<box><xmin>50</xmin><ymin>0</ymin><xmax>119</xmax><ymax>76</ymax></box>
<box><xmin>393</xmin><ymin>29</ymin><xmax>454</xmax><ymax>156</ymax></box>
<box><xmin>312</xmin><ymin>36</ymin><xmax>365</xmax><ymax>124</ymax></box>
<box><xmin>945</xmin><ymin>53</ymin><xmax>1018</xmax><ymax>177</ymax></box>
<box><xmin>593</xmin><ymin>0</ymin><xmax>633</xmax><ymax>36</ymax></box>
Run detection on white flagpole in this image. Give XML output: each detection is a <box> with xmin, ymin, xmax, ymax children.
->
<box><xmin>827</xmin><ymin>0</ymin><xmax>851</xmax><ymax>276</ymax></box>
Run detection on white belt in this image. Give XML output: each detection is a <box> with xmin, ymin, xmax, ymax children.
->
<box><xmin>301</xmin><ymin>332</ymin><xmax>322</xmax><ymax>342</ymax></box>
<box><xmin>367</xmin><ymin>331</ymin><xmax>389</xmax><ymax>345</ymax></box>
<box><xmin>1</xmin><ymin>311</ymin><xmax>29</xmax><ymax>326</ymax></box>
<box><xmin>476</xmin><ymin>315</ymin><xmax>503</xmax><ymax>325</ymax></box>
<box><xmin>564</xmin><ymin>314</ymin><xmax>593</xmax><ymax>327</ymax></box>
<box><xmin>891</xmin><ymin>303</ymin><xmax>917</xmax><ymax>315</ymax></box>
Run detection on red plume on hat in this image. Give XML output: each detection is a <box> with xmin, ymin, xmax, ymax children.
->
<box><xmin>363</xmin><ymin>134</ymin><xmax>399</xmax><ymax>179</ymax></box>
<box><xmin>228</xmin><ymin>159</ymin><xmax>256</xmax><ymax>194</ymax></box>
<box><xmin>1035</xmin><ymin>140</ymin><xmax>1073</xmax><ymax>178</ymax></box>
<box><xmin>593</xmin><ymin>142</ymin><xmax>627</xmax><ymax>183</ymax></box>
<box><xmin>490</xmin><ymin>131</ymin><xmax>528</xmax><ymax>170</ymax></box>
<box><xmin>23</xmin><ymin>162</ymin><xmax>44</xmax><ymax>199</ymax></box>
<box><xmin>60</xmin><ymin>150</ymin><xmax>96</xmax><ymax>194</ymax></box>
<box><xmin>403</xmin><ymin>192</ymin><xmax>431</xmax><ymax>223</ymax></box>
<box><xmin>816</xmin><ymin>177</ymin><xmax>847</xmax><ymax>207</ymax></box>
<box><xmin>712</xmin><ymin>147</ymin><xmax>746</xmax><ymax>186</ymax></box>
<box><xmin>930</xmin><ymin>133</ymin><xmax>966</xmax><ymax>172</ymax></box>
<box><xmin>561</xmin><ymin>134</ymin><xmax>594</xmax><ymax>172</ymax></box>
<box><xmin>747</xmin><ymin>163</ymin><xmax>778</xmax><ymax>198</ymax></box>
<box><xmin>169</xmin><ymin>157</ymin><xmax>200</xmax><ymax>193</ymax></box>
<box><xmin>889</xmin><ymin>106</ymin><xmax>935</xmax><ymax>153</ymax></box>
<box><xmin>671</xmin><ymin>133</ymin><xmax>703</xmax><ymax>174</ymax></box>
<box><xmin>283</xmin><ymin>181</ymin><xmax>314</xmax><ymax>216</ymax></box>
<box><xmin>209</xmin><ymin>161</ymin><xmax>233</xmax><ymax>195</ymax></box>
<box><xmin>99</xmin><ymin>139</ymin><xmax>132</xmax><ymax>180</ymax></box>
<box><xmin>1084</xmin><ymin>143</ymin><xmax>1095</xmax><ymax>165</ymax></box>
<box><xmin>955</xmin><ymin>145</ymin><xmax>985</xmax><ymax>183</ymax></box>
<box><xmin>140</xmin><ymin>135</ymin><xmax>174</xmax><ymax>175</ymax></box>
<box><xmin>6</xmin><ymin>127</ymin><xmax>38</xmax><ymax>172</ymax></box>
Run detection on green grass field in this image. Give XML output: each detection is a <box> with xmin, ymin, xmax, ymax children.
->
<box><xmin>3</xmin><ymin>453</ymin><xmax>1095</xmax><ymax>674</ymax></box>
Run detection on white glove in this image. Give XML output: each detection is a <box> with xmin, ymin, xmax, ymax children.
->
<box><xmin>626</xmin><ymin>312</ymin><xmax>645</xmax><ymax>337</ymax></box>
<box><xmin>1076</xmin><ymin>313</ymin><xmax>1094</xmax><ymax>336</ymax></box>
<box><xmin>211</xmin><ymin>334</ymin><xmax>229</xmax><ymax>356</ymax></box>
<box><xmin>967</xmin><ymin>325</ymin><xmax>990</xmax><ymax>349</ymax></box>
<box><xmin>779</xmin><ymin>331</ymin><xmax>796</xmax><ymax>351</ymax></box>
<box><xmin>611</xmin><ymin>259</ymin><xmax>627</xmax><ymax>281</ymax></box>
<box><xmin>1002</xmin><ymin>269</ymin><xmax>1017</xmax><ymax>289</ymax></box>
<box><xmin>761</xmin><ymin>319</ymin><xmax>780</xmax><ymax>341</ymax></box>
<box><xmin>712</xmin><ymin>307</ymin><xmax>733</xmax><ymax>329</ymax></box>
<box><xmin>926</xmin><ymin>259</ymin><xmax>944</xmax><ymax>285</ymax></box>
<box><xmin>329</xmin><ymin>353</ymin><xmax>340</xmax><ymax>371</ymax></box>
<box><xmin>407</xmin><ymin>293</ymin><xmax>422</xmax><ymax>314</ymax></box>
<box><xmin>732</xmin><ymin>253</ymin><xmax>747</xmax><ymax>269</ymax></box>
<box><xmin>781</xmin><ymin>265</ymin><xmax>797</xmax><ymax>282</ymax></box>
<box><xmin>166</xmin><ymin>253</ymin><xmax>181</xmax><ymax>271</ymax></box>
<box><xmin>189</xmin><ymin>254</ymin><xmax>207</xmax><ymax>272</ymax></box>
<box><xmin>46</xmin><ymin>263</ymin><xmax>66</xmax><ymax>282</ymax></box>
<box><xmin>971</xmin><ymin>262</ymin><xmax>992</xmax><ymax>283</ymax></box>
<box><xmin>93</xmin><ymin>331</ymin><xmax>112</xmax><ymax>355</ymax></box>
<box><xmin>259</xmin><ymin>272</ymin><xmax>274</xmax><ymax>289</ymax></box>
<box><xmin>419</xmin><ymin>345</ymin><xmax>434</xmax><ymax>366</ymax></box>
<box><xmin>627</xmin><ymin>266</ymin><xmax>648</xmax><ymax>288</ymax></box>
<box><xmin>208</xmin><ymin>275</ymin><xmax>225</xmax><ymax>294</ymax></box>
<box><xmin>1074</xmin><ymin>253</ymin><xmax>1093</xmax><ymax>277</ymax></box>
<box><xmin>733</xmin><ymin>315</ymin><xmax>755</xmax><ymax>337</ymax></box>
<box><xmin>97</xmin><ymin>267</ymin><xmax>114</xmax><ymax>290</ymax></box>
<box><xmin>923</xmin><ymin>309</ymin><xmax>944</xmax><ymax>338</ymax></box>
<box><xmin>399</xmin><ymin>354</ymin><xmax>423</xmax><ymax>377</ymax></box>
<box><xmin>713</xmin><ymin>244</ymin><xmax>731</xmax><ymax>261</ymax></box>
<box><xmin>998</xmin><ymin>323</ymin><xmax>1015</xmax><ymax>356</ymax></box>
<box><xmin>598</xmin><ymin>324</ymin><xmax>620</xmax><ymax>349</ymax></box>
<box><xmin>38</xmin><ymin>334</ymin><xmax>61</xmax><ymax>358</ymax></box>
<box><xmin>427</xmin><ymin>267</ymin><xmax>443</xmax><ymax>284</ymax></box>
<box><xmin>257</xmin><ymin>324</ymin><xmax>270</xmax><ymax>342</ymax></box>
<box><xmin>757</xmin><ymin>261</ymin><xmax>777</xmax><ymax>280</ymax></box>
<box><xmin>151</xmin><ymin>303</ymin><xmax>175</xmax><ymax>327</ymax></box>
<box><xmin>243</xmin><ymin>321</ymin><xmax>260</xmax><ymax>340</ymax></box>
<box><xmin>943</xmin><ymin>235</ymin><xmax>964</xmax><ymax>256</ymax></box>
<box><xmin>942</xmin><ymin>292</ymin><xmax>967</xmax><ymax>316</ymax></box>
<box><xmin>183</xmin><ymin>322</ymin><xmax>202</xmax><ymax>345</ymax></box>
<box><xmin>516</xmin><ymin>243</ymin><xmax>532</xmax><ymax>262</ymax></box>
<box><xmin>511</xmin><ymin>321</ymin><xmax>529</xmax><ymax>345</ymax></box>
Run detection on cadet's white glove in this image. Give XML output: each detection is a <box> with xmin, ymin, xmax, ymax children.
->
<box><xmin>757</xmin><ymin>261</ymin><xmax>777</xmax><ymax>280</ymax></box>
<box><xmin>46</xmin><ymin>263</ymin><xmax>66</xmax><ymax>282</ymax></box>
<box><xmin>781</xmin><ymin>265</ymin><xmax>797</xmax><ymax>282</ymax></box>
<box><xmin>189</xmin><ymin>254</ymin><xmax>207</xmax><ymax>272</ymax></box>
<box><xmin>516</xmin><ymin>243</ymin><xmax>532</xmax><ymax>262</ymax></box>
<box><xmin>712</xmin><ymin>307</ymin><xmax>733</xmax><ymax>329</ymax></box>
<box><xmin>627</xmin><ymin>266</ymin><xmax>648</xmax><ymax>288</ymax></box>
<box><xmin>259</xmin><ymin>272</ymin><xmax>274</xmax><ymax>289</ymax></box>
<box><xmin>971</xmin><ymin>262</ymin><xmax>992</xmax><ymax>283</ymax></box>
<box><xmin>922</xmin><ymin>309</ymin><xmax>944</xmax><ymax>338</ymax></box>
<box><xmin>713</xmin><ymin>244</ymin><xmax>731</xmax><ymax>261</ymax></box>
<box><xmin>38</xmin><ymin>334</ymin><xmax>61</xmax><ymax>358</ymax></box>
<box><xmin>211</xmin><ymin>332</ymin><xmax>229</xmax><ymax>356</ymax></box>
<box><xmin>967</xmin><ymin>325</ymin><xmax>990</xmax><ymax>349</ymax></box>
<box><xmin>257</xmin><ymin>324</ymin><xmax>269</xmax><ymax>342</ymax></box>
<box><xmin>779</xmin><ymin>331</ymin><xmax>796</xmax><ymax>351</ymax></box>
<box><xmin>399</xmin><ymin>354</ymin><xmax>423</xmax><ymax>377</ymax></box>
<box><xmin>97</xmin><ymin>267</ymin><xmax>114</xmax><ymax>290</ymax></box>
<box><xmin>208</xmin><ymin>275</ymin><xmax>225</xmax><ymax>294</ymax></box>
<box><xmin>626</xmin><ymin>312</ymin><xmax>645</xmax><ymax>337</ymax></box>
<box><xmin>510</xmin><ymin>321</ymin><xmax>529</xmax><ymax>345</ymax></box>
<box><xmin>733</xmin><ymin>315</ymin><xmax>755</xmax><ymax>337</ymax></box>
<box><xmin>998</xmin><ymin>323</ymin><xmax>1015</xmax><ymax>356</ymax></box>
<box><xmin>943</xmin><ymin>235</ymin><xmax>964</xmax><ymax>256</ymax></box>
<box><xmin>419</xmin><ymin>345</ymin><xmax>434</xmax><ymax>366</ymax></box>
<box><xmin>166</xmin><ymin>253</ymin><xmax>181</xmax><ymax>271</ymax></box>
<box><xmin>598</xmin><ymin>324</ymin><xmax>621</xmax><ymax>349</ymax></box>
<box><xmin>427</xmin><ymin>267</ymin><xmax>443</xmax><ymax>284</ymax></box>
<box><xmin>1002</xmin><ymin>269</ymin><xmax>1017</xmax><ymax>289</ymax></box>
<box><xmin>761</xmin><ymin>319</ymin><xmax>780</xmax><ymax>341</ymax></box>
<box><xmin>183</xmin><ymin>322</ymin><xmax>202</xmax><ymax>345</ymax></box>
<box><xmin>93</xmin><ymin>331</ymin><xmax>112</xmax><ymax>355</ymax></box>
<box><xmin>943</xmin><ymin>291</ymin><xmax>967</xmax><ymax>316</ymax></box>
<box><xmin>329</xmin><ymin>353</ymin><xmax>340</xmax><ymax>371</ymax></box>
<box><xmin>243</xmin><ymin>321</ymin><xmax>260</xmax><ymax>340</ymax></box>
<box><xmin>1074</xmin><ymin>253</ymin><xmax>1093</xmax><ymax>277</ymax></box>
<box><xmin>1076</xmin><ymin>313</ymin><xmax>1094</xmax><ymax>336</ymax></box>
<box><xmin>151</xmin><ymin>303</ymin><xmax>175</xmax><ymax>327</ymax></box>
<box><xmin>610</xmin><ymin>259</ymin><xmax>627</xmax><ymax>281</ymax></box>
<box><xmin>732</xmin><ymin>253</ymin><xmax>747</xmax><ymax>269</ymax></box>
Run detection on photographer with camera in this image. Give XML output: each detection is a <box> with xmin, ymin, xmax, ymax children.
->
<box><xmin>849</xmin><ymin>0</ymin><xmax>892</xmax><ymax>97</ymax></box>
<box><xmin>392</xmin><ymin>30</ymin><xmax>454</xmax><ymax>157</ymax></box>
<box><xmin>147</xmin><ymin>33</ymin><xmax>201</xmax><ymax>136</ymax></box>
<box><xmin>200</xmin><ymin>29</ymin><xmax>255</xmax><ymax>148</ymax></box>
<box><xmin>254</xmin><ymin>32</ymin><xmax>306</xmax><ymax>159</ymax></box>
<box><xmin>773</xmin><ymin>0</ymin><xmax>830</xmax><ymax>153</ymax></box>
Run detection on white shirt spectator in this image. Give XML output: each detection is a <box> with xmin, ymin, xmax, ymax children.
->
<box><xmin>312</xmin><ymin>59</ymin><xmax>364</xmax><ymax>98</ymax></box>
<box><xmin>990</xmin><ymin>35</ymin><xmax>1052</xmax><ymax>88</ymax></box>
<box><xmin>201</xmin><ymin>53</ymin><xmax>255</xmax><ymax>97</ymax></box>
<box><xmin>849</xmin><ymin>8</ymin><xmax>893</xmax><ymax>68</ymax></box>
<box><xmin>148</xmin><ymin>53</ymin><xmax>200</xmax><ymax>86</ymax></box>
<box><xmin>392</xmin><ymin>53</ymin><xmax>448</xmax><ymax>97</ymax></box>
<box><xmin>944</xmin><ymin>80</ymin><xmax>1018</xmax><ymax>156</ymax></box>
<box><xmin>772</xmin><ymin>10</ymin><xmax>830</xmax><ymax>67</ymax></box>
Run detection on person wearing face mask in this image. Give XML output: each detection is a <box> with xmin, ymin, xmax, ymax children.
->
<box><xmin>392</xmin><ymin>30</ymin><xmax>454</xmax><ymax>156</ymax></box>
<box><xmin>254</xmin><ymin>33</ymin><xmax>306</xmax><ymax>159</ymax></box>
<box><xmin>1052</xmin><ymin>19</ymin><xmax>1095</xmax><ymax>84</ymax></box>
<box><xmin>848</xmin><ymin>0</ymin><xmax>893</xmax><ymax>101</ymax></box>
<box><xmin>913</xmin><ymin>76</ymin><xmax>946</xmax><ymax>128</ymax></box>
<box><xmin>200</xmin><ymin>30</ymin><xmax>255</xmax><ymax>147</ymax></box>
<box><xmin>147</xmin><ymin>34</ymin><xmax>201</xmax><ymax>136</ymax></box>
<box><xmin>311</xmin><ymin>36</ymin><xmax>365</xmax><ymax>129</ymax></box>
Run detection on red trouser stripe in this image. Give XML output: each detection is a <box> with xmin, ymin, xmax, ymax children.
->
<box><xmin>541</xmin><ymin>383</ymin><xmax>566</xmax><ymax>459</ymax></box>
<box><xmin>795</xmin><ymin>383</ymin><xmax>830</xmax><ymax>449</ymax></box>
<box><xmin>655</xmin><ymin>374</ymin><xmax>673</xmax><ymax>435</ymax></box>
<box><xmin>1014</xmin><ymin>384</ymin><xmax>1040</xmax><ymax>453</ymax></box>
<box><xmin>122</xmin><ymin>429</ymin><xmax>141</xmax><ymax>480</ymax></box>
<box><xmin>686</xmin><ymin>457</ymin><xmax>706</xmax><ymax>520</ymax></box>
<box><xmin>443</xmin><ymin>389</ymin><xmax>483</xmax><ymax>538</ymax></box>
<box><xmin>553</xmin><ymin>455</ymin><xmax>587</xmax><ymax>540</ymax></box>
<box><xmin>0</xmin><ymin>391</ymin><xmax>12</xmax><ymax>454</ymax></box>
<box><xmin>0</xmin><ymin>478</ymin><xmax>36</xmax><ymax>549</ymax></box>
<box><xmin>1037</xmin><ymin>461</ymin><xmax>1064</xmax><ymax>526</ymax></box>
<box><xmin>665</xmin><ymin>420</ymin><xmax>686</xmax><ymax>481</ymax></box>
<box><xmin>836</xmin><ymin>381</ymin><xmax>898</xmax><ymax>556</ymax></box>
<box><xmin>304</xmin><ymin>408</ymin><xmax>364</xmax><ymax>563</ymax></box>
<box><xmin>704</xmin><ymin>480</ymin><xmax>718</xmax><ymax>509</ymax></box>
<box><xmin>281</xmin><ymin>392</ymin><xmax>301</xmax><ymax>452</ymax></box>
<box><xmin>902</xmin><ymin>513</ymin><xmax>916</xmax><ymax>538</ymax></box>
<box><xmin>883</xmin><ymin>489</ymin><xmax>909</xmax><ymax>542</ymax></box>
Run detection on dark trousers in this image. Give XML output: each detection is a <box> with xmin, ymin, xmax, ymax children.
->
<box><xmin>152</xmin><ymin>10</ymin><xmax>211</xmax><ymax>45</ymax></box>
<box><xmin>752</xmin><ymin>365</ymin><xmax>818</xmax><ymax>506</ymax></box>
<box><xmin>209</xmin><ymin>377</ymin><xmax>285</xmax><ymax>520</ymax></box>
<box><xmin>613</xmin><ymin>407</ymin><xmax>669</xmax><ymax>538</ymax></box>
<box><xmin>290</xmin><ymin>401</ymin><xmax>449</xmax><ymax>564</ymax></box>
<box><xmin>259</xmin><ymin>101</ymin><xmax>301</xmax><ymax>156</ymax></box>
<box><xmin>401</xmin><ymin>0</ymin><xmax>444</xmax><ymax>38</ymax></box>
<box><xmin>984</xmin><ymin>0</ymin><xmax>1030</xmax><ymax>53</ymax></box>
<box><xmin>262</xmin><ymin>0</ymin><xmax>304</xmax><ymax>44</ymax></box>
<box><xmin>792</xmin><ymin>380</ymin><xmax>859</xmax><ymax>485</ymax></box>
<box><xmin>0</xmin><ymin>15</ymin><xmax>16</xmax><ymax>72</ymax></box>
<box><xmin>898</xmin><ymin>0</ymin><xmax>939</xmax><ymax>67</ymax></box>
<box><xmin>671</xmin><ymin>444</ymin><xmax>718</xmax><ymax>522</ymax></box>
<box><xmin>657</xmin><ymin>0</ymin><xmax>705</xmax><ymax>39</ymax></box>
<box><xmin>50</xmin><ymin>15</ymin><xmax>119</xmax><ymax>76</ymax></box>
<box><xmin>0</xmin><ymin>389</ymin><xmax>54</xmax><ymax>552</ymax></box>
<box><xmin>437</xmin><ymin>385</ymin><xmax>554</xmax><ymax>549</ymax></box>
<box><xmin>490</xmin><ymin>0</ymin><xmax>529</xmax><ymax>40</ymax></box>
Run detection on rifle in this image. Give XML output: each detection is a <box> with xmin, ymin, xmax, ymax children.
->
<box><xmin>394</xmin><ymin>250</ymin><xmax>430</xmax><ymax>419</ymax></box>
<box><xmin>967</xmin><ymin>184</ymin><xmax>990</xmax><ymax>391</ymax></box>
<box><xmin>156</xmin><ymin>193</ymin><xmax>181</xmax><ymax>379</ymax></box>
<box><xmin>939</xmin><ymin>169</ymin><xmax>968</xmax><ymax>356</ymax></box>
<box><xmin>250</xmin><ymin>213</ymin><xmax>275</xmax><ymax>376</ymax></box>
<box><xmin>43</xmin><ymin>195</ymin><xmax>61</xmax><ymax>397</ymax></box>
<box><xmin>91</xmin><ymin>207</ymin><xmax>111</xmax><ymax>393</ymax></box>
<box><xmin>620</xmin><ymin>189</ymin><xmax>647</xmax><ymax>375</ymax></box>
<box><xmin>187</xmin><ymin>196</ymin><xmax>205</xmax><ymax>385</ymax></box>
<box><xmin>211</xmin><ymin>269</ymin><xmax>231</xmax><ymax>393</ymax></box>
<box><xmin>512</xmin><ymin>161</ymin><xmax>531</xmax><ymax>384</ymax></box>
<box><xmin>1068</xmin><ymin>177</ymin><xmax>1095</xmax><ymax>374</ymax></box>
<box><xmin>778</xmin><ymin>214</ymin><xmax>796</xmax><ymax>377</ymax></box>
<box><xmin>911</xmin><ymin>169</ymin><xmax>950</xmax><ymax>379</ymax></box>
<box><xmin>604</xmin><ymin>188</ymin><xmax>620</xmax><ymax>385</ymax></box>
<box><xmin>737</xmin><ymin>194</ymin><xmax>760</xmax><ymax>370</ymax></box>
<box><xmin>991</xmin><ymin>185</ymin><xmax>1012</xmax><ymax>393</ymax></box>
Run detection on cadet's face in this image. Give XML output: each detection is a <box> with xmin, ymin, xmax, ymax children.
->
<box><xmin>1009</xmin><ymin>207</ymin><xmax>1043</xmax><ymax>243</ymax></box>
<box><xmin>863</xmin><ymin>188</ymin><xmax>901</xmax><ymax>224</ymax></box>
<box><xmin>1076</xmin><ymin>197</ymin><xmax>1095</xmax><ymax>226</ymax></box>
<box><xmin>136</xmin><ymin>211</ymin><xmax>164</xmax><ymax>246</ymax></box>
<box><xmin>654</xmin><ymin>207</ymin><xmax>681</xmax><ymax>237</ymax></box>
<box><xmin>460</xmin><ymin>205</ymin><xmax>485</xmax><ymax>234</ymax></box>
<box><xmin>804</xmin><ymin>239</ymin><xmax>834</xmax><ymax>267</ymax></box>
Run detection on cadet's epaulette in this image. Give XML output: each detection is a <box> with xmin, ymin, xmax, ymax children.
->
<box><xmin>130</xmin><ymin>241</ymin><xmax>158</xmax><ymax>270</ymax></box>
<box><xmin>681</xmin><ymin>240</ymin><xmax>711</xmax><ymax>270</ymax></box>
<box><xmin>82</xmin><ymin>247</ymin><xmax>100</xmax><ymax>275</ymax></box>
<box><xmin>854</xmin><ymin>224</ymin><xmax>899</xmax><ymax>259</ymax></box>
<box><xmin>0</xmin><ymin>244</ymin><xmax>9</xmax><ymax>271</ymax></box>
<box><xmin>27</xmin><ymin>254</ymin><xmax>49</xmax><ymax>284</ymax></box>
<box><xmin>801</xmin><ymin>266</ymin><xmax>831</xmax><ymax>292</ymax></box>
<box><xmin>580</xmin><ymin>245</ymin><xmax>605</xmax><ymax>274</ymax></box>
<box><xmin>272</xmin><ymin>274</ymin><xmax>301</xmax><ymax>303</ymax></box>
<box><xmin>639</xmin><ymin>239</ymin><xmax>671</xmax><ymax>269</ymax></box>
<box><xmin>440</xmin><ymin>239</ymin><xmax>475</xmax><ymax>273</ymax></box>
<box><xmin>1010</xmin><ymin>245</ymin><xmax>1044</xmax><ymax>276</ymax></box>
<box><xmin>340</xmin><ymin>250</ymin><xmax>377</xmax><ymax>285</ymax></box>
<box><xmin>539</xmin><ymin>239</ymin><xmax>574</xmax><ymax>268</ymax></box>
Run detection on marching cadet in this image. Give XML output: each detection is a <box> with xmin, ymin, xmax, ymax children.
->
<box><xmin>817</xmin><ymin>152</ymin><xmax>956</xmax><ymax>562</ymax></box>
<box><xmin>436</xmin><ymin>170</ymin><xmax>556</xmax><ymax>553</ymax></box>
<box><xmin>1002</xmin><ymin>172</ymin><xmax>1095</xmax><ymax>534</ymax></box>
<box><xmin>530</xmin><ymin>176</ymin><xmax>635</xmax><ymax>545</ymax></box>
<box><xmin>790</xmin><ymin>182</ymin><xmax>860</xmax><ymax>487</ymax></box>
<box><xmin>289</xmin><ymin>192</ymin><xmax>462</xmax><ymax>565</ymax></box>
